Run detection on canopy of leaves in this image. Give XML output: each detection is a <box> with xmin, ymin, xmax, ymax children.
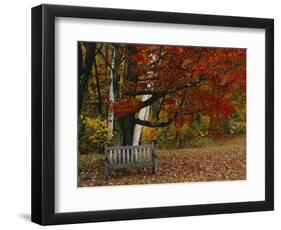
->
<box><xmin>78</xmin><ymin>42</ymin><xmax>246</xmax><ymax>151</ymax></box>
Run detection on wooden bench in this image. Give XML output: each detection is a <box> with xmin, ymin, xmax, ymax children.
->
<box><xmin>105</xmin><ymin>142</ymin><xmax>157</xmax><ymax>175</ymax></box>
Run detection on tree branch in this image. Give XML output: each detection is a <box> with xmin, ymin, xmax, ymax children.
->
<box><xmin>94</xmin><ymin>44</ymin><xmax>103</xmax><ymax>56</ymax></box>
<box><xmin>139</xmin><ymin>75</ymin><xmax>206</xmax><ymax>108</ymax></box>
<box><xmin>135</xmin><ymin>108</ymin><xmax>204</xmax><ymax>128</ymax></box>
<box><xmin>97</xmin><ymin>50</ymin><xmax>114</xmax><ymax>71</ymax></box>
<box><xmin>125</xmin><ymin>74</ymin><xmax>206</xmax><ymax>97</ymax></box>
<box><xmin>135</xmin><ymin>118</ymin><xmax>172</xmax><ymax>127</ymax></box>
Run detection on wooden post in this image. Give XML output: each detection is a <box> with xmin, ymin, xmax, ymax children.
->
<box><xmin>152</xmin><ymin>140</ymin><xmax>158</xmax><ymax>175</ymax></box>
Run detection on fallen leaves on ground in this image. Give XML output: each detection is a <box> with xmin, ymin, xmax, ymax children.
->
<box><xmin>78</xmin><ymin>135</ymin><xmax>246</xmax><ymax>187</ymax></box>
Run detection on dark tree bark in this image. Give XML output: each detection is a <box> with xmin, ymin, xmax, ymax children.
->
<box><xmin>120</xmin><ymin>113</ymin><xmax>135</xmax><ymax>145</ymax></box>
<box><xmin>93</xmin><ymin>55</ymin><xmax>103</xmax><ymax>117</ymax></box>
<box><xmin>119</xmin><ymin>46</ymin><xmax>138</xmax><ymax>146</ymax></box>
<box><xmin>135</xmin><ymin>118</ymin><xmax>172</xmax><ymax>128</ymax></box>
<box><xmin>155</xmin><ymin>95</ymin><xmax>166</xmax><ymax>121</ymax></box>
<box><xmin>78</xmin><ymin>42</ymin><xmax>95</xmax><ymax>114</ymax></box>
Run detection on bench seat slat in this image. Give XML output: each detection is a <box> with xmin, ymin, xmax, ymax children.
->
<box><xmin>134</xmin><ymin>148</ymin><xmax>137</xmax><ymax>162</ymax></box>
<box><xmin>114</xmin><ymin>149</ymin><xmax>117</xmax><ymax>164</ymax></box>
<box><xmin>127</xmin><ymin>149</ymin><xmax>130</xmax><ymax>163</ymax></box>
<box><xmin>117</xmin><ymin>149</ymin><xmax>120</xmax><ymax>164</ymax></box>
<box><xmin>109</xmin><ymin>150</ymin><xmax>113</xmax><ymax>164</ymax></box>
<box><xmin>122</xmin><ymin>149</ymin><xmax>125</xmax><ymax>164</ymax></box>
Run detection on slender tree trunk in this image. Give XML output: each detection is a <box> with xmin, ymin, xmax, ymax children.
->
<box><xmin>108</xmin><ymin>47</ymin><xmax>122</xmax><ymax>143</ymax></box>
<box><xmin>175</xmin><ymin>131</ymin><xmax>181</xmax><ymax>148</ymax></box>
<box><xmin>93</xmin><ymin>55</ymin><xmax>103</xmax><ymax>117</ymax></box>
<box><xmin>103</xmin><ymin>44</ymin><xmax>109</xmax><ymax>117</ymax></box>
<box><xmin>112</xmin><ymin>49</ymin><xmax>122</xmax><ymax>145</ymax></box>
<box><xmin>107</xmin><ymin>49</ymin><xmax>116</xmax><ymax>141</ymax></box>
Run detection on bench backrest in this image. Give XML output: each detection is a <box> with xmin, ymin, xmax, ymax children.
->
<box><xmin>105</xmin><ymin>144</ymin><xmax>155</xmax><ymax>165</ymax></box>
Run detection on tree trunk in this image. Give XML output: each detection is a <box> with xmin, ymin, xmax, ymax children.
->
<box><xmin>93</xmin><ymin>55</ymin><xmax>103</xmax><ymax>117</ymax></box>
<box><xmin>78</xmin><ymin>42</ymin><xmax>95</xmax><ymax>114</ymax></box>
<box><xmin>132</xmin><ymin>52</ymin><xmax>158</xmax><ymax>145</ymax></box>
<box><xmin>175</xmin><ymin>131</ymin><xmax>181</xmax><ymax>148</ymax></box>
<box><xmin>108</xmin><ymin>47</ymin><xmax>122</xmax><ymax>143</ymax></box>
<box><xmin>119</xmin><ymin>46</ymin><xmax>138</xmax><ymax>146</ymax></box>
<box><xmin>112</xmin><ymin>49</ymin><xmax>122</xmax><ymax>145</ymax></box>
<box><xmin>120</xmin><ymin>113</ymin><xmax>135</xmax><ymax>146</ymax></box>
<box><xmin>107</xmin><ymin>50</ymin><xmax>116</xmax><ymax>141</ymax></box>
<box><xmin>133</xmin><ymin>94</ymin><xmax>151</xmax><ymax>145</ymax></box>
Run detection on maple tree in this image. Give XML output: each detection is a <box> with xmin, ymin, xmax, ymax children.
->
<box><xmin>78</xmin><ymin>42</ymin><xmax>246</xmax><ymax>149</ymax></box>
<box><xmin>113</xmin><ymin>44</ymin><xmax>245</xmax><ymax>144</ymax></box>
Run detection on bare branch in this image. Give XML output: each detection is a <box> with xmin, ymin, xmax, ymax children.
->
<box><xmin>97</xmin><ymin>50</ymin><xmax>114</xmax><ymax>71</ymax></box>
<box><xmin>94</xmin><ymin>44</ymin><xmax>103</xmax><ymax>55</ymax></box>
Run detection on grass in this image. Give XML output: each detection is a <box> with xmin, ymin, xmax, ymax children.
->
<box><xmin>78</xmin><ymin>135</ymin><xmax>246</xmax><ymax>187</ymax></box>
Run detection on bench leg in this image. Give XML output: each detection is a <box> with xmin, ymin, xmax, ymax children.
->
<box><xmin>105</xmin><ymin>166</ymin><xmax>110</xmax><ymax>177</ymax></box>
<box><xmin>152</xmin><ymin>160</ymin><xmax>157</xmax><ymax>175</ymax></box>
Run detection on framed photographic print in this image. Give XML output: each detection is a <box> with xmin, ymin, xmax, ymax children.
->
<box><xmin>31</xmin><ymin>4</ymin><xmax>274</xmax><ymax>225</ymax></box>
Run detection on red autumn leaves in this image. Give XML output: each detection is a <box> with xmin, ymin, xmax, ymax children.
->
<box><xmin>112</xmin><ymin>44</ymin><xmax>246</xmax><ymax>127</ymax></box>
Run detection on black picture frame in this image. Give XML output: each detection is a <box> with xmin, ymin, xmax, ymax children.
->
<box><xmin>31</xmin><ymin>4</ymin><xmax>274</xmax><ymax>225</ymax></box>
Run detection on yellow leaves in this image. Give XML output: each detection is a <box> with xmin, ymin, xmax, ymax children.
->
<box><xmin>197</xmin><ymin>130</ymin><xmax>209</xmax><ymax>137</ymax></box>
<box><xmin>142</xmin><ymin>127</ymin><xmax>161</xmax><ymax>142</ymax></box>
<box><xmin>83</xmin><ymin>117</ymin><xmax>108</xmax><ymax>148</ymax></box>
